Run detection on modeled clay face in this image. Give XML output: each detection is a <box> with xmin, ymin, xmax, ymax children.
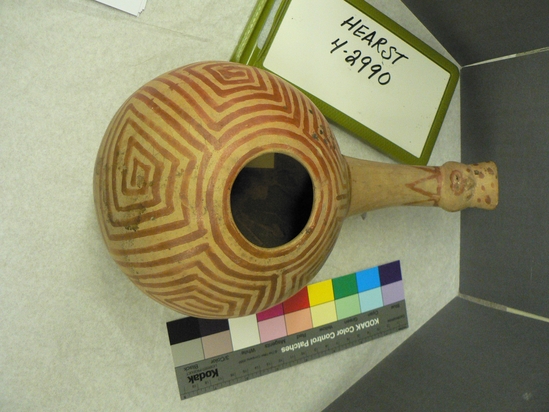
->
<box><xmin>450</xmin><ymin>169</ymin><xmax>473</xmax><ymax>196</ymax></box>
<box><xmin>439</xmin><ymin>162</ymin><xmax>498</xmax><ymax>211</ymax></box>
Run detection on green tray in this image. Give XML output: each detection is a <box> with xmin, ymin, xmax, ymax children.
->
<box><xmin>231</xmin><ymin>0</ymin><xmax>459</xmax><ymax>165</ymax></box>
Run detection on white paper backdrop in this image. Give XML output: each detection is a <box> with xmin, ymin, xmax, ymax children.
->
<box><xmin>0</xmin><ymin>1</ymin><xmax>460</xmax><ymax>410</ymax></box>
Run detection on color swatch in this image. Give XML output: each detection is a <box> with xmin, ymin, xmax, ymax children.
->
<box><xmin>167</xmin><ymin>261</ymin><xmax>404</xmax><ymax>368</ymax></box>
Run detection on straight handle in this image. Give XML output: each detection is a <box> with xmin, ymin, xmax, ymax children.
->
<box><xmin>344</xmin><ymin>156</ymin><xmax>498</xmax><ymax>216</ymax></box>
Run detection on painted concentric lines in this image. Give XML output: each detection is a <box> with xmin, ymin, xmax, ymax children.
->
<box><xmin>94</xmin><ymin>62</ymin><xmax>350</xmax><ymax>318</ymax></box>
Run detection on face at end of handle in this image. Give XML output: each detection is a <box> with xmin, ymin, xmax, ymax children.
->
<box><xmin>439</xmin><ymin>161</ymin><xmax>499</xmax><ymax>212</ymax></box>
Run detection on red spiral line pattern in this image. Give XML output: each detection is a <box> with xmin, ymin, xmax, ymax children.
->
<box><xmin>94</xmin><ymin>62</ymin><xmax>350</xmax><ymax>318</ymax></box>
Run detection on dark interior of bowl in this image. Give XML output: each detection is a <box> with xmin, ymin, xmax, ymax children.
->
<box><xmin>230</xmin><ymin>153</ymin><xmax>314</xmax><ymax>248</ymax></box>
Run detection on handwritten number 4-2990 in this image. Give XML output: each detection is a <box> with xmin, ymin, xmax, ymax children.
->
<box><xmin>330</xmin><ymin>38</ymin><xmax>391</xmax><ymax>85</ymax></box>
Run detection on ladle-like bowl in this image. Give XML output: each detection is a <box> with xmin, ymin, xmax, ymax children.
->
<box><xmin>94</xmin><ymin>61</ymin><xmax>497</xmax><ymax>318</ymax></box>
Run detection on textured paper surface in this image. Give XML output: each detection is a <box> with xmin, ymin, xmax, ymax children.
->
<box><xmin>0</xmin><ymin>1</ymin><xmax>459</xmax><ymax>410</ymax></box>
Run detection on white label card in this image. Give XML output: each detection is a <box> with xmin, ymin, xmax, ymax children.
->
<box><xmin>263</xmin><ymin>0</ymin><xmax>451</xmax><ymax>158</ymax></box>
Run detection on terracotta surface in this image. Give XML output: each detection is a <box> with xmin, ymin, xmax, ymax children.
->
<box><xmin>94</xmin><ymin>61</ymin><xmax>498</xmax><ymax>318</ymax></box>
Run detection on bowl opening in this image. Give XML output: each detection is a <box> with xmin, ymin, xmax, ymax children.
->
<box><xmin>229</xmin><ymin>152</ymin><xmax>314</xmax><ymax>248</ymax></box>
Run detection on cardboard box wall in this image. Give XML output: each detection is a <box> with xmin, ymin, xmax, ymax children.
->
<box><xmin>325</xmin><ymin>1</ymin><xmax>549</xmax><ymax>410</ymax></box>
